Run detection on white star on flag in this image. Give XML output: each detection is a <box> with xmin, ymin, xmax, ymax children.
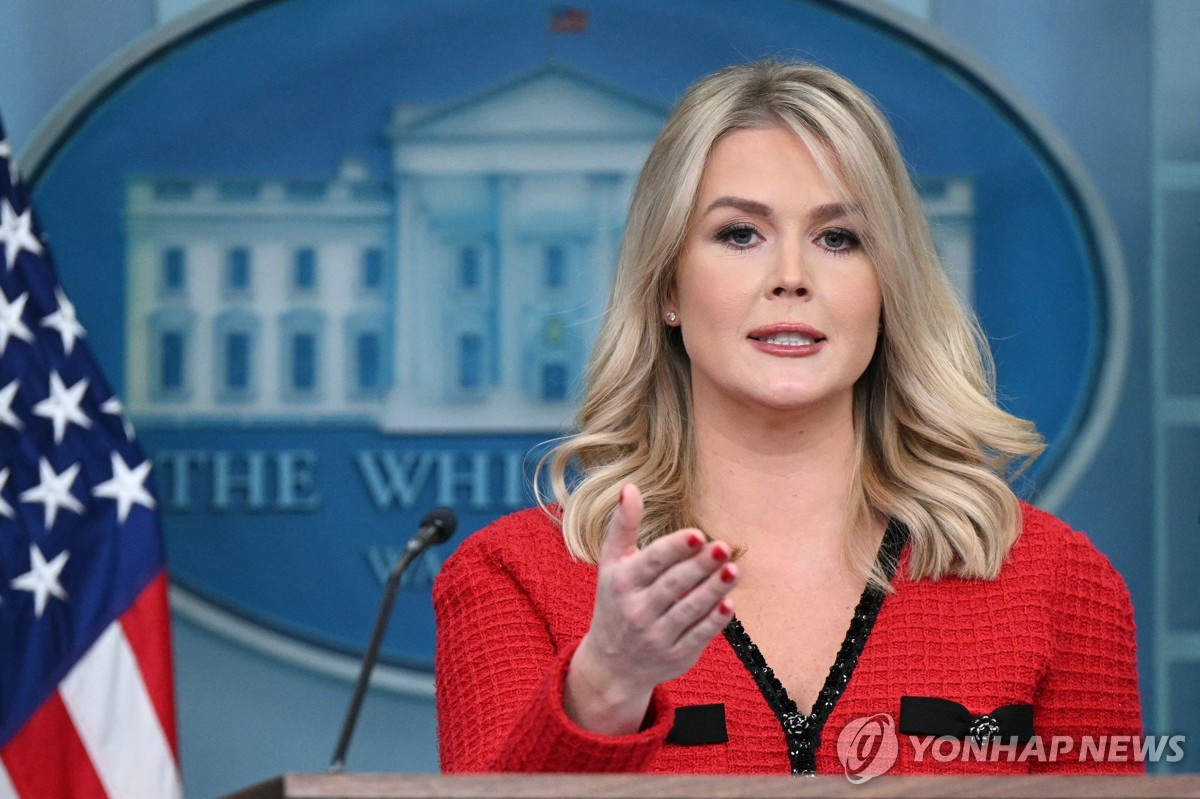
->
<box><xmin>0</xmin><ymin>466</ymin><xmax>15</xmax><ymax>519</ymax></box>
<box><xmin>92</xmin><ymin>452</ymin><xmax>156</xmax><ymax>524</ymax></box>
<box><xmin>0</xmin><ymin>118</ymin><xmax>183</xmax><ymax>794</ymax></box>
<box><xmin>40</xmin><ymin>285</ymin><xmax>87</xmax><ymax>355</ymax></box>
<box><xmin>0</xmin><ymin>287</ymin><xmax>34</xmax><ymax>355</ymax></box>
<box><xmin>32</xmin><ymin>371</ymin><xmax>91</xmax><ymax>443</ymax></box>
<box><xmin>0</xmin><ymin>378</ymin><xmax>22</xmax><ymax>430</ymax></box>
<box><xmin>19</xmin><ymin>457</ymin><xmax>85</xmax><ymax>529</ymax></box>
<box><xmin>0</xmin><ymin>197</ymin><xmax>43</xmax><ymax>270</ymax></box>
<box><xmin>10</xmin><ymin>543</ymin><xmax>69</xmax><ymax>618</ymax></box>
<box><xmin>101</xmin><ymin>395</ymin><xmax>135</xmax><ymax>440</ymax></box>
<box><xmin>0</xmin><ymin>138</ymin><xmax>16</xmax><ymax>186</ymax></box>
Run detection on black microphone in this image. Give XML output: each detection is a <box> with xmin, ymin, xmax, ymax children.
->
<box><xmin>329</xmin><ymin>507</ymin><xmax>457</xmax><ymax>773</ymax></box>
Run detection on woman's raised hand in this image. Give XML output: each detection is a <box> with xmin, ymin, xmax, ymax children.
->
<box><xmin>563</xmin><ymin>483</ymin><xmax>738</xmax><ymax>735</ymax></box>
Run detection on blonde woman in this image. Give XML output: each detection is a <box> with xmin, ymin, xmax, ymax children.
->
<box><xmin>433</xmin><ymin>61</ymin><xmax>1141</xmax><ymax>775</ymax></box>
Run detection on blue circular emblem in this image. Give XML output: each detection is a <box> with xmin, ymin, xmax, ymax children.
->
<box><xmin>25</xmin><ymin>0</ymin><xmax>1124</xmax><ymax>689</ymax></box>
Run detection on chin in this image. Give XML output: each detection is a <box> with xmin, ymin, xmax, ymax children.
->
<box><xmin>751</xmin><ymin>387</ymin><xmax>852</xmax><ymax>417</ymax></box>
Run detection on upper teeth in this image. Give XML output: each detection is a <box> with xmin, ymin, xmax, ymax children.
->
<box><xmin>763</xmin><ymin>333</ymin><xmax>815</xmax><ymax>346</ymax></box>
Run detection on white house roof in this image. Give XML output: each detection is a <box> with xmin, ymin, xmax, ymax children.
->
<box><xmin>389</xmin><ymin>63</ymin><xmax>666</xmax><ymax>148</ymax></box>
<box><xmin>386</xmin><ymin>62</ymin><xmax>667</xmax><ymax>173</ymax></box>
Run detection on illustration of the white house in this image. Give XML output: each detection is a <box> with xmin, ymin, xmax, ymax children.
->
<box><xmin>124</xmin><ymin>64</ymin><xmax>974</xmax><ymax>432</ymax></box>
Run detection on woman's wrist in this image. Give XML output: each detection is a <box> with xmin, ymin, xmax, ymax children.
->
<box><xmin>563</xmin><ymin>635</ymin><xmax>655</xmax><ymax>736</ymax></box>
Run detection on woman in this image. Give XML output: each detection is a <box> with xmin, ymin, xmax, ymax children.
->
<box><xmin>433</xmin><ymin>61</ymin><xmax>1141</xmax><ymax>775</ymax></box>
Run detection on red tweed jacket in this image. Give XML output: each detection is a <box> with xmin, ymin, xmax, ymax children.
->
<box><xmin>433</xmin><ymin>503</ymin><xmax>1142</xmax><ymax>774</ymax></box>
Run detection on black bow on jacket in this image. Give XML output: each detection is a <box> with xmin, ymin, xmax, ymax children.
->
<box><xmin>899</xmin><ymin>696</ymin><xmax>1034</xmax><ymax>745</ymax></box>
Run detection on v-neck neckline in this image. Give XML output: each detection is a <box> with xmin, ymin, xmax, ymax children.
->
<box><xmin>722</xmin><ymin>519</ymin><xmax>909</xmax><ymax>775</ymax></box>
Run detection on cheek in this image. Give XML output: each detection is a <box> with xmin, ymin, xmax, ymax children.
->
<box><xmin>676</xmin><ymin>291</ymin><xmax>747</xmax><ymax>367</ymax></box>
<box><xmin>676</xmin><ymin>272</ymin><xmax>744</xmax><ymax>325</ymax></box>
<box><xmin>853</xmin><ymin>270</ymin><xmax>883</xmax><ymax>323</ymax></box>
<box><xmin>836</xmin><ymin>276</ymin><xmax>883</xmax><ymax>346</ymax></box>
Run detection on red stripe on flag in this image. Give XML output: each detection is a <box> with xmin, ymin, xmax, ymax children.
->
<box><xmin>0</xmin><ymin>692</ymin><xmax>108</xmax><ymax>799</ymax></box>
<box><xmin>118</xmin><ymin>572</ymin><xmax>179</xmax><ymax>757</ymax></box>
<box><xmin>551</xmin><ymin>7</ymin><xmax>588</xmax><ymax>33</ymax></box>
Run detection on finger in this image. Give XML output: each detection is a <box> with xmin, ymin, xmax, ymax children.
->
<box><xmin>658</xmin><ymin>558</ymin><xmax>737</xmax><ymax>633</ymax></box>
<box><xmin>671</xmin><ymin>595</ymin><xmax>735</xmax><ymax>655</ymax></box>
<box><xmin>598</xmin><ymin>483</ymin><xmax>644</xmax><ymax>566</ymax></box>
<box><xmin>637</xmin><ymin>539</ymin><xmax>730</xmax><ymax>615</ymax></box>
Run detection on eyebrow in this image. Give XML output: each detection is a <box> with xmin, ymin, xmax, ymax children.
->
<box><xmin>700</xmin><ymin>197</ymin><xmax>860</xmax><ymax>225</ymax></box>
<box><xmin>702</xmin><ymin>196</ymin><xmax>773</xmax><ymax>218</ymax></box>
<box><xmin>809</xmin><ymin>202</ymin><xmax>860</xmax><ymax>225</ymax></box>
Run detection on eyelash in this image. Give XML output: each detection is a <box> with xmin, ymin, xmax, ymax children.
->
<box><xmin>714</xmin><ymin>223</ymin><xmax>760</xmax><ymax>250</ymax></box>
<box><xmin>817</xmin><ymin>227</ymin><xmax>862</xmax><ymax>256</ymax></box>
<box><xmin>713</xmin><ymin>223</ymin><xmax>863</xmax><ymax>255</ymax></box>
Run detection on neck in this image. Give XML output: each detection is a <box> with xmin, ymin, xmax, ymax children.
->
<box><xmin>689</xmin><ymin>390</ymin><xmax>861</xmax><ymax>554</ymax></box>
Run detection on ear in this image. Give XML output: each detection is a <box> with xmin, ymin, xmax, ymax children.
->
<box><xmin>663</xmin><ymin>285</ymin><xmax>680</xmax><ymax>326</ymax></box>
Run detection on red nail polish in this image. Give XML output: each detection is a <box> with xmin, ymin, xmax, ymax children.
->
<box><xmin>711</xmin><ymin>544</ymin><xmax>728</xmax><ymax>562</ymax></box>
<box><xmin>720</xmin><ymin>565</ymin><xmax>735</xmax><ymax>583</ymax></box>
<box><xmin>618</xmin><ymin>487</ymin><xmax>625</xmax><ymax>506</ymax></box>
<box><xmin>718</xmin><ymin>598</ymin><xmax>733</xmax><ymax>615</ymax></box>
<box><xmin>687</xmin><ymin>532</ymin><xmax>703</xmax><ymax>549</ymax></box>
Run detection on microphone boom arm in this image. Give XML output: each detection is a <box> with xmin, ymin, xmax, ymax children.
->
<box><xmin>329</xmin><ymin>509</ymin><xmax>456</xmax><ymax>773</ymax></box>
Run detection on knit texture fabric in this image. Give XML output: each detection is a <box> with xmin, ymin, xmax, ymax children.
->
<box><xmin>433</xmin><ymin>503</ymin><xmax>1142</xmax><ymax>774</ymax></box>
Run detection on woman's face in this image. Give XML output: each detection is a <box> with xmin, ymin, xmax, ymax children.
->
<box><xmin>667</xmin><ymin>125</ymin><xmax>882</xmax><ymax>422</ymax></box>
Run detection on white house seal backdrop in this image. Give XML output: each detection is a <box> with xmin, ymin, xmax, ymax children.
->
<box><xmin>24</xmin><ymin>0</ymin><xmax>1119</xmax><ymax>688</ymax></box>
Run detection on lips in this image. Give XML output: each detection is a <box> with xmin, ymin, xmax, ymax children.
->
<box><xmin>747</xmin><ymin>323</ymin><xmax>826</xmax><ymax>347</ymax></box>
<box><xmin>758</xmin><ymin>331</ymin><xmax>817</xmax><ymax>346</ymax></box>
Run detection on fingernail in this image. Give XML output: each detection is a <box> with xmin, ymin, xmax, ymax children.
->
<box><xmin>720</xmin><ymin>565</ymin><xmax>735</xmax><ymax>583</ymax></box>
<box><xmin>718</xmin><ymin>598</ymin><xmax>733</xmax><ymax>615</ymax></box>
<box><xmin>618</xmin><ymin>486</ymin><xmax>626</xmax><ymax>506</ymax></box>
<box><xmin>711</xmin><ymin>544</ymin><xmax>729</xmax><ymax>562</ymax></box>
<box><xmin>687</xmin><ymin>532</ymin><xmax>703</xmax><ymax>549</ymax></box>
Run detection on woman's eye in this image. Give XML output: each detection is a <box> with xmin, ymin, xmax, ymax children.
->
<box><xmin>716</xmin><ymin>224</ymin><xmax>761</xmax><ymax>248</ymax></box>
<box><xmin>818</xmin><ymin>228</ymin><xmax>861</xmax><ymax>253</ymax></box>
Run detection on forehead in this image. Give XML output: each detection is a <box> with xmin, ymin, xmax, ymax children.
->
<box><xmin>693</xmin><ymin>125</ymin><xmax>845</xmax><ymax>209</ymax></box>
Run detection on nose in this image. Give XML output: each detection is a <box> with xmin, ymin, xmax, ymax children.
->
<box><xmin>772</xmin><ymin>282</ymin><xmax>808</xmax><ymax>298</ymax></box>
<box><xmin>771</xmin><ymin>239</ymin><xmax>809</xmax><ymax>298</ymax></box>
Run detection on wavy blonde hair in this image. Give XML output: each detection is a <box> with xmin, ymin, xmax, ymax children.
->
<box><xmin>536</xmin><ymin>60</ymin><xmax>1043</xmax><ymax>586</ymax></box>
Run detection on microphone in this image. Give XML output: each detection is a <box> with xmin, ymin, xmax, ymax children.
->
<box><xmin>329</xmin><ymin>507</ymin><xmax>457</xmax><ymax>773</ymax></box>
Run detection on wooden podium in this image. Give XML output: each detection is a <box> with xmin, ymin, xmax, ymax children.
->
<box><xmin>220</xmin><ymin>773</ymin><xmax>1200</xmax><ymax>798</ymax></box>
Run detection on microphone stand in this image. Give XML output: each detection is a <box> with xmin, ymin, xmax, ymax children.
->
<box><xmin>329</xmin><ymin>536</ymin><xmax>433</xmax><ymax>773</ymax></box>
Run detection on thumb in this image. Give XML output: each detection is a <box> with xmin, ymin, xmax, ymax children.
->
<box><xmin>599</xmin><ymin>483</ymin><xmax>644</xmax><ymax>565</ymax></box>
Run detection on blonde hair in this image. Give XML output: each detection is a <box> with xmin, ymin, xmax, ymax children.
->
<box><xmin>536</xmin><ymin>60</ymin><xmax>1043</xmax><ymax>586</ymax></box>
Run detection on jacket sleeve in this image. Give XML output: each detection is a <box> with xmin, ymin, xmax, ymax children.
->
<box><xmin>433</xmin><ymin>536</ymin><xmax>674</xmax><ymax>772</ymax></box>
<box><xmin>1031</xmin><ymin>530</ymin><xmax>1144</xmax><ymax>773</ymax></box>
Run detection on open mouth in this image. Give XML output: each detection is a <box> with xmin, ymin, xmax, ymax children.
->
<box><xmin>749</xmin><ymin>332</ymin><xmax>825</xmax><ymax>347</ymax></box>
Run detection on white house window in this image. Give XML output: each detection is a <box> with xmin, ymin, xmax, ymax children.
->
<box><xmin>541</xmin><ymin>362</ymin><xmax>568</xmax><ymax>401</ymax></box>
<box><xmin>459</xmin><ymin>246</ymin><xmax>480</xmax><ymax>289</ymax></box>
<box><xmin>149</xmin><ymin>308</ymin><xmax>193</xmax><ymax>401</ymax></box>
<box><xmin>291</xmin><ymin>333</ymin><xmax>316</xmax><ymax>390</ymax></box>
<box><xmin>214</xmin><ymin>311</ymin><xmax>259</xmax><ymax>401</ymax></box>
<box><xmin>356</xmin><ymin>331</ymin><xmax>381</xmax><ymax>392</ymax></box>
<box><xmin>161</xmin><ymin>331</ymin><xmax>185</xmax><ymax>392</ymax></box>
<box><xmin>280</xmin><ymin>310</ymin><xmax>324</xmax><ymax>401</ymax></box>
<box><xmin>161</xmin><ymin>247</ymin><xmax>186</xmax><ymax>294</ymax></box>
<box><xmin>226</xmin><ymin>247</ymin><xmax>252</xmax><ymax>294</ymax></box>
<box><xmin>362</xmin><ymin>248</ymin><xmax>384</xmax><ymax>292</ymax></box>
<box><xmin>293</xmin><ymin>248</ymin><xmax>317</xmax><ymax>292</ymax></box>
<box><xmin>225</xmin><ymin>332</ymin><xmax>250</xmax><ymax>390</ymax></box>
<box><xmin>344</xmin><ymin>313</ymin><xmax>389</xmax><ymax>399</ymax></box>
<box><xmin>458</xmin><ymin>333</ymin><xmax>484</xmax><ymax>390</ymax></box>
<box><xmin>544</xmin><ymin>245</ymin><xmax>566</xmax><ymax>289</ymax></box>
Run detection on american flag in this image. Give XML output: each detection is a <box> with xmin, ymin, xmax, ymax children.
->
<box><xmin>550</xmin><ymin>7</ymin><xmax>589</xmax><ymax>34</ymax></box>
<box><xmin>0</xmin><ymin>116</ymin><xmax>182</xmax><ymax>797</ymax></box>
